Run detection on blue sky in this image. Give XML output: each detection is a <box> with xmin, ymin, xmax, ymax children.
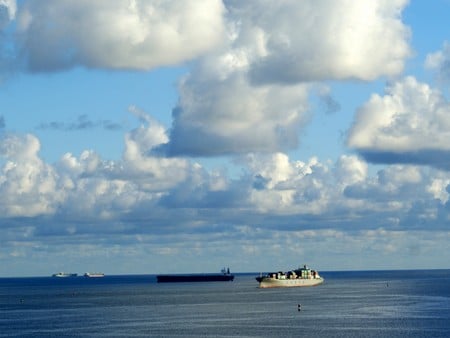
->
<box><xmin>1</xmin><ymin>0</ymin><xmax>450</xmax><ymax>277</ymax></box>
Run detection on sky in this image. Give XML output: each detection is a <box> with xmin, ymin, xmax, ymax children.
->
<box><xmin>0</xmin><ymin>0</ymin><xmax>450</xmax><ymax>277</ymax></box>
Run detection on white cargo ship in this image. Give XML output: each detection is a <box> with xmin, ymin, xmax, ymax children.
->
<box><xmin>256</xmin><ymin>265</ymin><xmax>324</xmax><ymax>288</ymax></box>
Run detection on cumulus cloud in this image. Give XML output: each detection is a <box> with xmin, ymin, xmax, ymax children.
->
<box><xmin>0</xmin><ymin>112</ymin><xmax>191</xmax><ymax>224</ymax></box>
<box><xmin>0</xmin><ymin>133</ymin><xmax>62</xmax><ymax>217</ymax></box>
<box><xmin>3</xmin><ymin>0</ymin><xmax>411</xmax><ymax>79</ymax></box>
<box><xmin>230</xmin><ymin>0</ymin><xmax>411</xmax><ymax>84</ymax></box>
<box><xmin>425</xmin><ymin>41</ymin><xmax>450</xmax><ymax>84</ymax></box>
<box><xmin>347</xmin><ymin>76</ymin><xmax>450</xmax><ymax>170</ymax></box>
<box><xmin>121</xmin><ymin>114</ymin><xmax>191</xmax><ymax>192</ymax></box>
<box><xmin>54</xmin><ymin>112</ymin><xmax>191</xmax><ymax>222</ymax></box>
<box><xmin>167</xmin><ymin>73</ymin><xmax>311</xmax><ymax>156</ymax></box>
<box><xmin>343</xmin><ymin>165</ymin><xmax>423</xmax><ymax>207</ymax></box>
<box><xmin>163</xmin><ymin>0</ymin><xmax>411</xmax><ymax>156</ymax></box>
<box><xmin>14</xmin><ymin>0</ymin><xmax>226</xmax><ymax>71</ymax></box>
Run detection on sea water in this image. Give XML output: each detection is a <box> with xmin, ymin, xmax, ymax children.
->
<box><xmin>1</xmin><ymin>270</ymin><xmax>449</xmax><ymax>337</ymax></box>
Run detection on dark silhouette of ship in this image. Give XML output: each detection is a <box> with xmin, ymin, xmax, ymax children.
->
<box><xmin>156</xmin><ymin>267</ymin><xmax>234</xmax><ymax>283</ymax></box>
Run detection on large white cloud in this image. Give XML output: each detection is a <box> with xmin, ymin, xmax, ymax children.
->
<box><xmin>165</xmin><ymin>0</ymin><xmax>411</xmax><ymax>156</ymax></box>
<box><xmin>227</xmin><ymin>0</ymin><xmax>411</xmax><ymax>84</ymax></box>
<box><xmin>167</xmin><ymin>73</ymin><xmax>310</xmax><ymax>156</ymax></box>
<box><xmin>7</xmin><ymin>0</ymin><xmax>411</xmax><ymax>76</ymax></box>
<box><xmin>15</xmin><ymin>0</ymin><xmax>226</xmax><ymax>71</ymax></box>
<box><xmin>347</xmin><ymin>76</ymin><xmax>450</xmax><ymax>170</ymax></box>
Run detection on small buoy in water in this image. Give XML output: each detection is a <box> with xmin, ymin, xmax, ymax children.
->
<box><xmin>297</xmin><ymin>304</ymin><xmax>301</xmax><ymax>311</ymax></box>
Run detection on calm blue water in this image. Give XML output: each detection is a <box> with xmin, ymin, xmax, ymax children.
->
<box><xmin>1</xmin><ymin>270</ymin><xmax>449</xmax><ymax>337</ymax></box>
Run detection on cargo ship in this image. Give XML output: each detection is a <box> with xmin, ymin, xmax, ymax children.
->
<box><xmin>256</xmin><ymin>265</ymin><xmax>324</xmax><ymax>288</ymax></box>
<box><xmin>157</xmin><ymin>268</ymin><xmax>234</xmax><ymax>283</ymax></box>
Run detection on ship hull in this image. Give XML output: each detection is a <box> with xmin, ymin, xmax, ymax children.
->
<box><xmin>256</xmin><ymin>276</ymin><xmax>324</xmax><ymax>288</ymax></box>
<box><xmin>156</xmin><ymin>274</ymin><xmax>234</xmax><ymax>283</ymax></box>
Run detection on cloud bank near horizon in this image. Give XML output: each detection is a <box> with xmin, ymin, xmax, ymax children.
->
<box><xmin>1</xmin><ymin>108</ymin><xmax>449</xmax><ymax>269</ymax></box>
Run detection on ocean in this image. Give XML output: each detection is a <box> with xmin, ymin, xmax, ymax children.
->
<box><xmin>1</xmin><ymin>270</ymin><xmax>449</xmax><ymax>337</ymax></box>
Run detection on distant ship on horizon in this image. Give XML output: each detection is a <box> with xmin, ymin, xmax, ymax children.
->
<box><xmin>157</xmin><ymin>267</ymin><xmax>234</xmax><ymax>283</ymax></box>
<box><xmin>52</xmin><ymin>272</ymin><xmax>78</xmax><ymax>278</ymax></box>
<box><xmin>84</xmin><ymin>272</ymin><xmax>105</xmax><ymax>278</ymax></box>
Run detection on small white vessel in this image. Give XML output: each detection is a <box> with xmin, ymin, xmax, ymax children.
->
<box><xmin>52</xmin><ymin>272</ymin><xmax>77</xmax><ymax>278</ymax></box>
<box><xmin>84</xmin><ymin>272</ymin><xmax>105</xmax><ymax>278</ymax></box>
<box><xmin>256</xmin><ymin>265</ymin><xmax>324</xmax><ymax>288</ymax></box>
